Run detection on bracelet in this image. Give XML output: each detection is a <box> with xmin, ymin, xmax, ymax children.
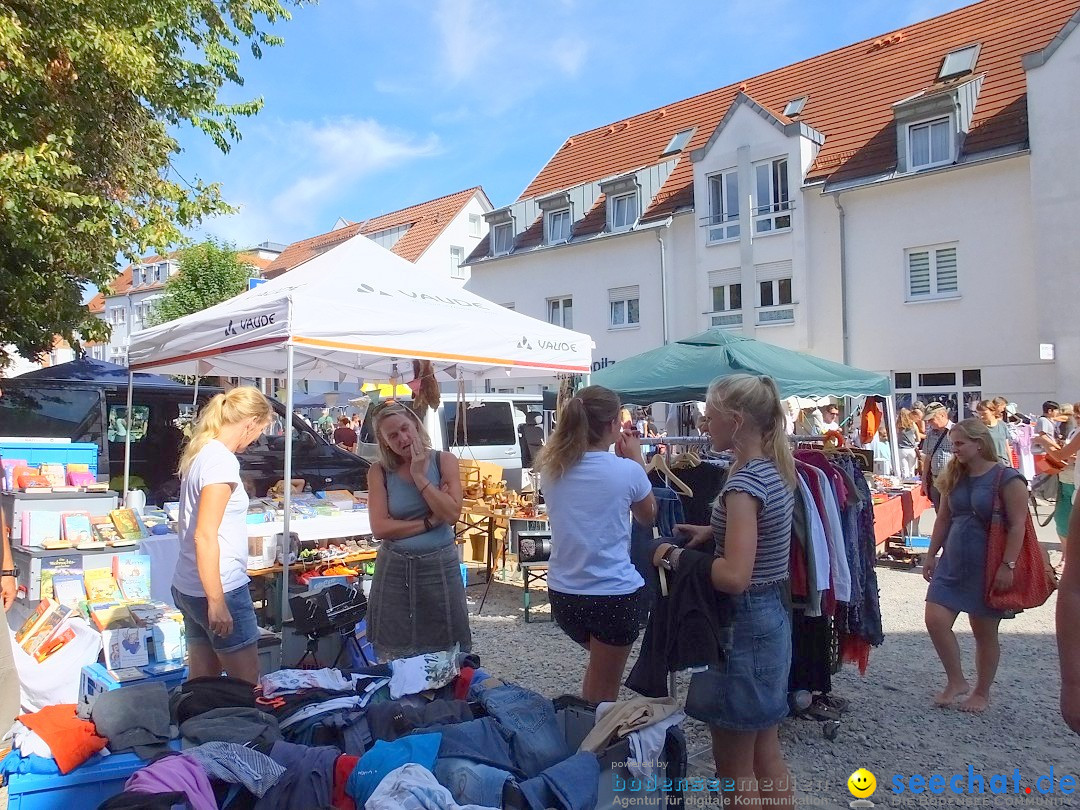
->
<box><xmin>418</xmin><ymin>481</ymin><xmax>431</xmax><ymax>494</ymax></box>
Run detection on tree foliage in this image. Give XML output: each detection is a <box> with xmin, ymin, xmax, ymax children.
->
<box><xmin>151</xmin><ymin>240</ymin><xmax>256</xmax><ymax>325</ymax></box>
<box><xmin>0</xmin><ymin>0</ymin><xmax>298</xmax><ymax>366</ymax></box>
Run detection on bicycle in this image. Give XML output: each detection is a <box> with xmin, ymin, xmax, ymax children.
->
<box><xmin>1029</xmin><ymin>472</ymin><xmax>1057</xmax><ymax>528</ymax></box>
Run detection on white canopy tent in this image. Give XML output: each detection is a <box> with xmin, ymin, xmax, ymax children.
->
<box><xmin>124</xmin><ymin>232</ymin><xmax>593</xmax><ymax>619</ymax></box>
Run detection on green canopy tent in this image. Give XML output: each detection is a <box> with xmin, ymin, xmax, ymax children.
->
<box><xmin>590</xmin><ymin>328</ymin><xmax>890</xmax><ymax>402</ymax></box>
<box><xmin>590</xmin><ymin>328</ymin><xmax>897</xmax><ymax>472</ymax></box>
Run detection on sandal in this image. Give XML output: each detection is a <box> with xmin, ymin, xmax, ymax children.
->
<box><xmin>796</xmin><ymin>701</ymin><xmax>842</xmax><ymax>722</ymax></box>
<box><xmin>819</xmin><ymin>694</ymin><xmax>850</xmax><ymax>712</ymax></box>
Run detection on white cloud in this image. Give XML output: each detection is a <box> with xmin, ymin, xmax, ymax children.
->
<box><xmin>197</xmin><ymin>117</ymin><xmax>441</xmax><ymax>246</ymax></box>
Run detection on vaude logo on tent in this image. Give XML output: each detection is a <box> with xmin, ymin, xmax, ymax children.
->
<box><xmin>519</xmin><ymin>337</ymin><xmax>577</xmax><ymax>352</ymax></box>
<box><xmin>356</xmin><ymin>283</ymin><xmax>486</xmax><ymax>309</ymax></box>
<box><xmin>224</xmin><ymin>312</ymin><xmax>275</xmax><ymax>337</ymax></box>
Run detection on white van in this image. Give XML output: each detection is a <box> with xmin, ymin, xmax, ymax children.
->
<box><xmin>359</xmin><ymin>394</ymin><xmax>546</xmax><ymax>490</ymax></box>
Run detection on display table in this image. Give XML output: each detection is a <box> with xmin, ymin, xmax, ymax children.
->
<box><xmin>247</xmin><ymin>510</ymin><xmax>371</xmax><ymax>541</ymax></box>
<box><xmin>872</xmin><ymin>485</ymin><xmax>934</xmax><ymax>546</ymax></box>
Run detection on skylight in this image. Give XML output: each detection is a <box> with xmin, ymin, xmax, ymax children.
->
<box><xmin>938</xmin><ymin>44</ymin><xmax>980</xmax><ymax>80</ymax></box>
<box><xmin>662</xmin><ymin>128</ymin><xmax>694</xmax><ymax>156</ymax></box>
<box><xmin>783</xmin><ymin>96</ymin><xmax>808</xmax><ymax>117</ymax></box>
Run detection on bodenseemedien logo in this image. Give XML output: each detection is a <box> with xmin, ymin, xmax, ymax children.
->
<box><xmin>848</xmin><ymin>768</ymin><xmax>877</xmax><ymax>808</ymax></box>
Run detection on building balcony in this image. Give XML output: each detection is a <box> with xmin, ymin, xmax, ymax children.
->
<box><xmin>752</xmin><ymin>202</ymin><xmax>793</xmax><ymax>235</ymax></box>
<box><xmin>700</xmin><ymin>213</ymin><xmax>740</xmax><ymax>245</ymax></box>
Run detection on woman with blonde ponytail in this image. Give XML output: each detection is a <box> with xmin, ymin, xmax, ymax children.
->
<box><xmin>538</xmin><ymin>386</ymin><xmax>656</xmax><ymax>703</ymax></box>
<box><xmin>172</xmin><ymin>387</ymin><xmax>272</xmax><ymax>683</ymax></box>
<box><xmin>652</xmin><ymin>374</ymin><xmax>796</xmax><ymax>809</ymax></box>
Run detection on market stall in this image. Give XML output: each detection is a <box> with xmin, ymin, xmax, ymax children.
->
<box><xmin>124</xmin><ymin>232</ymin><xmax>593</xmax><ymax>623</ymax></box>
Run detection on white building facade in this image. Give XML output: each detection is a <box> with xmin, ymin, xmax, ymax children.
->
<box><xmin>466</xmin><ymin>0</ymin><xmax>1080</xmax><ymax>415</ymax></box>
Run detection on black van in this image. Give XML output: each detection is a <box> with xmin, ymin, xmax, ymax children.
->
<box><xmin>0</xmin><ymin>363</ymin><xmax>369</xmax><ymax>502</ymax></box>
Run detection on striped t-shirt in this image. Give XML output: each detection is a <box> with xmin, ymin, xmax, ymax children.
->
<box><xmin>711</xmin><ymin>457</ymin><xmax>794</xmax><ymax>586</ymax></box>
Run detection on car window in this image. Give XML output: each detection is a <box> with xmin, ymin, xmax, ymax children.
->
<box><xmin>108</xmin><ymin>405</ymin><xmax>149</xmax><ymax>443</ymax></box>
<box><xmin>0</xmin><ymin>386</ymin><xmax>101</xmax><ymax>445</ymax></box>
<box><xmin>446</xmin><ymin>402</ymin><xmax>516</xmax><ymax>447</ymax></box>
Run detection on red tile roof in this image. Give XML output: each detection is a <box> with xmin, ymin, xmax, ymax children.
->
<box><xmin>264</xmin><ymin>187</ymin><xmax>486</xmax><ymax>278</ymax></box>
<box><xmin>518</xmin><ymin>0</ymin><xmax>1080</xmax><ymax>221</ymax></box>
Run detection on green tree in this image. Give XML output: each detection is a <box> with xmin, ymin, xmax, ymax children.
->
<box><xmin>0</xmin><ymin>0</ymin><xmax>299</xmax><ymax>366</ymax></box>
<box><xmin>150</xmin><ymin>241</ymin><xmax>257</xmax><ymax>325</ymax></box>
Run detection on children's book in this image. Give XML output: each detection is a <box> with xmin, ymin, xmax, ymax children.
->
<box><xmin>21</xmin><ymin>511</ymin><xmax>62</xmax><ymax>547</ymax></box>
<box><xmin>84</xmin><ymin>568</ymin><xmax>123</xmax><ymax>602</ymax></box>
<box><xmin>14</xmin><ymin>599</ymin><xmax>56</xmax><ymax>645</ymax></box>
<box><xmin>109</xmin><ymin>508</ymin><xmax>147</xmax><ymax>540</ymax></box>
<box><xmin>89</xmin><ymin>601</ymin><xmax>135</xmax><ymax>631</ymax></box>
<box><xmin>23</xmin><ymin>604</ymin><xmax>73</xmax><ymax>659</ymax></box>
<box><xmin>67</xmin><ymin>472</ymin><xmax>96</xmax><ymax>487</ymax></box>
<box><xmin>103</xmin><ymin>626</ymin><xmax>149</xmax><ymax>669</ymax></box>
<box><xmin>1</xmin><ymin>458</ymin><xmax>27</xmax><ymax>490</ymax></box>
<box><xmin>33</xmin><ymin>625</ymin><xmax>76</xmax><ymax>663</ymax></box>
<box><xmin>38</xmin><ymin>555</ymin><xmax>80</xmax><ymax>601</ymax></box>
<box><xmin>112</xmin><ymin>553</ymin><xmax>151</xmax><ymax>602</ymax></box>
<box><xmin>51</xmin><ymin>572</ymin><xmax>87</xmax><ymax>607</ymax></box>
<box><xmin>61</xmin><ymin>511</ymin><xmax>94</xmax><ymax>546</ymax></box>
<box><xmin>39</xmin><ymin>463</ymin><xmax>67</xmax><ymax>489</ymax></box>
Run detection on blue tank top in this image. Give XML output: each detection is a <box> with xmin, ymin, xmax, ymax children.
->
<box><xmin>383</xmin><ymin>452</ymin><xmax>455</xmax><ymax>553</ymax></box>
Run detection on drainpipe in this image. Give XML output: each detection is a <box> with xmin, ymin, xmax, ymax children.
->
<box><xmin>831</xmin><ymin>193</ymin><xmax>851</xmax><ymax>366</ymax></box>
<box><xmin>656</xmin><ymin>220</ymin><xmax>672</xmax><ymax>345</ymax></box>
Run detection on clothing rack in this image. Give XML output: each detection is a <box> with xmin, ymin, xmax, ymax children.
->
<box><xmin>635</xmin><ymin>435</ymin><xmax>712</xmax><ymax>445</ymax></box>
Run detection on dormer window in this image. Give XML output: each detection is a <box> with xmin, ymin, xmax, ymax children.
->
<box><xmin>908</xmin><ymin>116</ymin><xmax>952</xmax><ymax>170</ymax></box>
<box><xmin>132</xmin><ymin>267</ymin><xmax>143</xmax><ymax>287</ymax></box>
<box><xmin>546</xmin><ymin>209</ymin><xmax>571</xmax><ymax>244</ymax></box>
<box><xmin>492</xmin><ymin>223</ymin><xmax>514</xmax><ymax>256</ymax></box>
<box><xmin>599</xmin><ymin>174</ymin><xmax>640</xmax><ymax>233</ymax></box>
<box><xmin>537</xmin><ymin>190</ymin><xmax>573</xmax><ymax>246</ymax></box>
<box><xmin>938</xmin><ymin>44</ymin><xmax>979</xmax><ymax>81</ymax></box>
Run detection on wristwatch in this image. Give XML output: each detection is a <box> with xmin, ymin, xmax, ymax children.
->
<box><xmin>659</xmin><ymin>545</ymin><xmax>677</xmax><ymax>571</ymax></box>
<box><xmin>1002</xmin><ymin>560</ymin><xmax>1016</xmax><ymax>570</ymax></box>
<box><xmin>1</xmin><ymin>567</ymin><xmax>17</xmax><ymax>578</ymax></box>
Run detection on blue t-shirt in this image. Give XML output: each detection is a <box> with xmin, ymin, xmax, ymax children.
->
<box><xmin>542</xmin><ymin>452</ymin><xmax>652</xmax><ymax>596</ymax></box>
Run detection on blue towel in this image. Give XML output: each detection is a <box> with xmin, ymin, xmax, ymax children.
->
<box><xmin>346</xmin><ymin>732</ymin><xmax>442</xmax><ymax>805</ymax></box>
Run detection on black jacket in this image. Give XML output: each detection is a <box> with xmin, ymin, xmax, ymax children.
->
<box><xmin>625</xmin><ymin>548</ymin><xmax>734</xmax><ymax>698</ymax></box>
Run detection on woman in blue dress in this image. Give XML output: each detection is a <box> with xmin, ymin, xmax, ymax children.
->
<box><xmin>923</xmin><ymin>418</ymin><xmax>1028</xmax><ymax>713</ymax></box>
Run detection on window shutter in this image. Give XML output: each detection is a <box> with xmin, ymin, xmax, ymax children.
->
<box><xmin>609</xmin><ymin>285</ymin><xmax>639</xmax><ymax>302</ymax></box>
<box><xmin>935</xmin><ymin>247</ymin><xmax>958</xmax><ymax>293</ymax></box>
<box><xmin>908</xmin><ymin>251</ymin><xmax>931</xmax><ymax>297</ymax></box>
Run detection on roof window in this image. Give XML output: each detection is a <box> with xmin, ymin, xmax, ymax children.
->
<box><xmin>661</xmin><ymin>128</ymin><xmax>694</xmax><ymax>156</ymax></box>
<box><xmin>938</xmin><ymin>44</ymin><xmax>980</xmax><ymax>81</ymax></box>
<box><xmin>783</xmin><ymin>96</ymin><xmax>808</xmax><ymax>117</ymax></box>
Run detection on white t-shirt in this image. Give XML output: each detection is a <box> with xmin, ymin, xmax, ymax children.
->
<box><xmin>1036</xmin><ymin>416</ymin><xmax>1057</xmax><ymax>444</ymax></box>
<box><xmin>542</xmin><ymin>451</ymin><xmax>652</xmax><ymax>596</ymax></box>
<box><xmin>173</xmin><ymin>439</ymin><xmax>250</xmax><ymax>597</ymax></box>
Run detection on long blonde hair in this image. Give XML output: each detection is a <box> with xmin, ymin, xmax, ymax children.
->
<box><xmin>179</xmin><ymin>387</ymin><xmax>272</xmax><ymax>475</ymax></box>
<box><xmin>708</xmin><ymin>374</ymin><xmax>796</xmax><ymax>489</ymax></box>
<box><xmin>897</xmin><ymin>407</ymin><xmax>915</xmax><ymax>431</ymax></box>
<box><xmin>935</xmin><ymin>418</ymin><xmax>998</xmax><ymax>496</ymax></box>
<box><xmin>534</xmin><ymin>385</ymin><xmax>620</xmax><ymax>480</ymax></box>
<box><xmin>371</xmin><ymin>401</ymin><xmax>432</xmax><ymax>471</ymax></box>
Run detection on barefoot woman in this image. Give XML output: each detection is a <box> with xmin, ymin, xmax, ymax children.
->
<box><xmin>922</xmin><ymin>418</ymin><xmax>1027</xmax><ymax>712</ymax></box>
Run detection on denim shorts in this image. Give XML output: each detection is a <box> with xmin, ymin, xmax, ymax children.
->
<box><xmin>171</xmin><ymin>583</ymin><xmax>259</xmax><ymax>654</ymax></box>
<box><xmin>685</xmin><ymin>583</ymin><xmax>791</xmax><ymax>731</ymax></box>
<box><xmin>548</xmin><ymin>587</ymin><xmax>646</xmax><ymax>647</ymax></box>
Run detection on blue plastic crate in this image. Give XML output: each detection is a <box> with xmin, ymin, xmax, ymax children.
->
<box><xmin>0</xmin><ymin>441</ymin><xmax>99</xmax><ymax>478</ymax></box>
<box><xmin>5</xmin><ymin>743</ymin><xmax>179</xmax><ymax>810</ymax></box>
<box><xmin>904</xmin><ymin>535</ymin><xmax>932</xmax><ymax>551</ymax></box>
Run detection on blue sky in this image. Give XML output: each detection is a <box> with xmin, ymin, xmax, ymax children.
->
<box><xmin>177</xmin><ymin>0</ymin><xmax>974</xmax><ymax>249</ymax></box>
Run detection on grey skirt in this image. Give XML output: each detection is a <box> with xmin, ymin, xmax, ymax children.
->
<box><xmin>367</xmin><ymin>541</ymin><xmax>472</xmax><ymax>661</ymax></box>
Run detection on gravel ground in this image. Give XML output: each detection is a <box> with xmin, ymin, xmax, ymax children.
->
<box><xmin>469</xmin><ymin>513</ymin><xmax>1075</xmax><ymax>809</ymax></box>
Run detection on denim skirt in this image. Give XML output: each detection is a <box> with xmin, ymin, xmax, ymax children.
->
<box><xmin>685</xmin><ymin>583</ymin><xmax>791</xmax><ymax>731</ymax></box>
<box><xmin>367</xmin><ymin>541</ymin><xmax>472</xmax><ymax>661</ymax></box>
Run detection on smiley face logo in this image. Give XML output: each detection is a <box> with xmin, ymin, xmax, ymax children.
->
<box><xmin>848</xmin><ymin>768</ymin><xmax>877</xmax><ymax>798</ymax></box>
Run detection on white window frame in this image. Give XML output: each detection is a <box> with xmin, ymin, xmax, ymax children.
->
<box><xmin>468</xmin><ymin>213</ymin><xmax>483</xmax><ymax>238</ymax></box>
<box><xmin>492</xmin><ymin>222</ymin><xmax>514</xmax><ymax>256</ymax></box>
<box><xmin>608</xmin><ymin>287</ymin><xmax>640</xmax><ymax>330</ymax></box>
<box><xmin>450</xmin><ymin>245</ymin><xmax>467</xmax><ymax>279</ymax></box>
<box><xmin>608</xmin><ymin>192</ymin><xmax>638</xmax><ymax>232</ymax></box>
<box><xmin>905</xmin><ymin>243</ymin><xmax>959</xmax><ymax>302</ymax></box>
<box><xmin>110</xmin><ymin>307</ymin><xmax>126</xmax><ymax>325</ymax></box>
<box><xmin>548</xmin><ymin>296</ymin><xmax>573</xmax><ymax>329</ymax></box>
<box><xmin>906</xmin><ymin>115</ymin><xmax>953</xmax><ymax>171</ymax></box>
<box><xmin>709</xmin><ymin>283</ymin><xmax>743</xmax><ymax>328</ymax></box>
<box><xmin>706</xmin><ymin>169</ymin><xmax>740</xmax><ymax>243</ymax></box>
<box><xmin>753</xmin><ymin>157</ymin><xmax>792</xmax><ymax>234</ymax></box>
<box><xmin>546</xmin><ymin>208</ymin><xmax>571</xmax><ymax>244</ymax></box>
<box><xmin>757</xmin><ymin>278</ymin><xmax>794</xmax><ymax>325</ymax></box>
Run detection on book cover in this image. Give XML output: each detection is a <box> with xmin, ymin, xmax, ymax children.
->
<box><xmin>1</xmin><ymin>458</ymin><xmax>27</xmax><ymax>490</ymax></box>
<box><xmin>38</xmin><ymin>555</ymin><xmax>80</xmax><ymax>601</ymax></box>
<box><xmin>93</xmin><ymin>522</ymin><xmax>122</xmax><ymax>545</ymax></box>
<box><xmin>51</xmin><ymin>573</ymin><xmax>87</xmax><ymax>607</ymax></box>
<box><xmin>33</xmin><ymin>626</ymin><xmax>75</xmax><ymax>663</ymax></box>
<box><xmin>142</xmin><ymin>661</ymin><xmax>184</xmax><ymax>676</ymax></box>
<box><xmin>66</xmin><ymin>463</ymin><xmax>90</xmax><ymax>473</ymax></box>
<box><xmin>67</xmin><ymin>472</ymin><xmax>96</xmax><ymax>487</ymax></box>
<box><xmin>163</xmin><ymin>502</ymin><xmax>180</xmax><ymax>521</ymax></box>
<box><xmin>89</xmin><ymin>601</ymin><xmax>135</xmax><ymax>631</ymax></box>
<box><xmin>22</xmin><ymin>603</ymin><xmax>71</xmax><ymax>657</ymax></box>
<box><xmin>22</xmin><ymin>511</ymin><xmax>62</xmax><ymax>547</ymax></box>
<box><xmin>84</xmin><ymin>568</ymin><xmax>123</xmax><ymax>602</ymax></box>
<box><xmin>112</xmin><ymin>553</ymin><xmax>151</xmax><ymax>602</ymax></box>
<box><xmin>14</xmin><ymin>599</ymin><xmax>55</xmax><ymax>645</ymax></box>
<box><xmin>39</xmin><ymin>463</ymin><xmax>67</xmax><ymax>489</ymax></box>
<box><xmin>108</xmin><ymin>667</ymin><xmax>148</xmax><ymax>683</ymax></box>
<box><xmin>109</xmin><ymin>508</ymin><xmax>147</xmax><ymax>540</ymax></box>
<box><xmin>103</xmin><ymin>626</ymin><xmax>149</xmax><ymax>669</ymax></box>
<box><xmin>127</xmin><ymin>602</ymin><xmax>166</xmax><ymax>627</ymax></box>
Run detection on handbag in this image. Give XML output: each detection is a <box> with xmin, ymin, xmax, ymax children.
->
<box><xmin>981</xmin><ymin>467</ymin><xmax>1057</xmax><ymax>611</ymax></box>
